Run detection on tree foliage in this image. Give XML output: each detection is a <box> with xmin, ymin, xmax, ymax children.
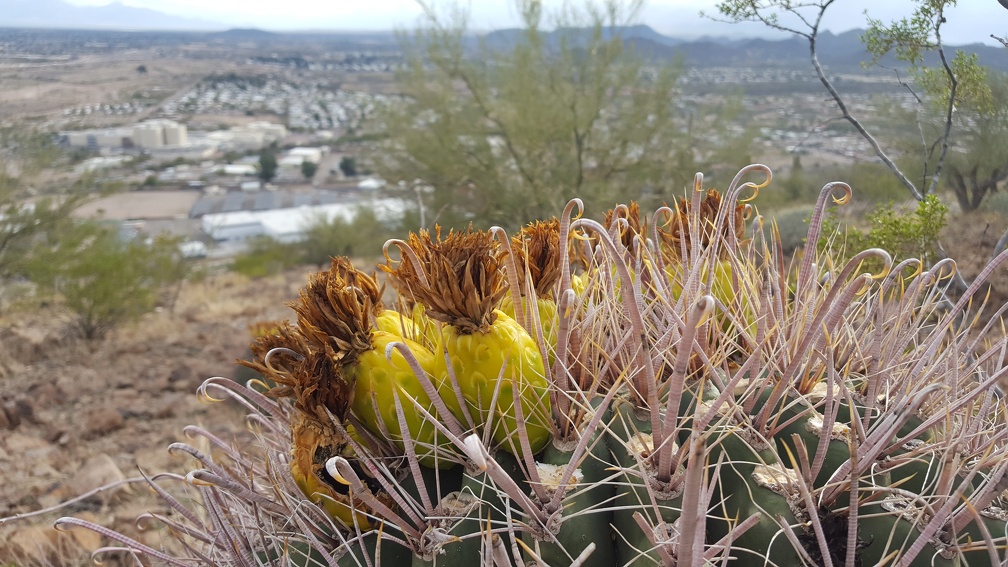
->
<box><xmin>25</xmin><ymin>221</ymin><xmax>186</xmax><ymax>340</ymax></box>
<box><xmin>918</xmin><ymin>72</ymin><xmax>1008</xmax><ymax>211</ymax></box>
<box><xmin>0</xmin><ymin>130</ymin><xmax>91</xmax><ymax>279</ymax></box>
<box><xmin>339</xmin><ymin>156</ymin><xmax>357</xmax><ymax>177</ymax></box>
<box><xmin>371</xmin><ymin>0</ymin><xmax>749</xmax><ymax>229</ymax></box>
<box><xmin>258</xmin><ymin>150</ymin><xmax>278</xmax><ymax>182</ymax></box>
<box><xmin>301</xmin><ymin>160</ymin><xmax>318</xmax><ymax>180</ymax></box>
<box><xmin>714</xmin><ymin>0</ymin><xmax>994</xmax><ymax>210</ymax></box>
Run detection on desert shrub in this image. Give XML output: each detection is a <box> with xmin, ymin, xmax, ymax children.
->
<box><xmin>822</xmin><ymin>194</ymin><xmax>948</xmax><ymax>268</ymax></box>
<box><xmin>299</xmin><ymin>208</ymin><xmax>398</xmax><ymax>266</ymax></box>
<box><xmin>981</xmin><ymin>189</ymin><xmax>1008</xmax><ymax>216</ymax></box>
<box><xmin>766</xmin><ymin>204</ymin><xmax>814</xmax><ymax>255</ymax></box>
<box><xmin>24</xmin><ymin>221</ymin><xmax>185</xmax><ymax>340</ymax></box>
<box><xmin>229</xmin><ymin>237</ymin><xmax>301</xmax><ymax>278</ymax></box>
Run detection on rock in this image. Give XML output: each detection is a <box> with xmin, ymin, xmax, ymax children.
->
<box><xmin>40</xmin><ymin>453</ymin><xmax>130</xmax><ymax>508</ymax></box>
<box><xmin>83</xmin><ymin>407</ymin><xmax>125</xmax><ymax>437</ymax></box>
<box><xmin>2</xmin><ymin>432</ymin><xmax>55</xmax><ymax>458</ymax></box>
<box><xmin>26</xmin><ymin>381</ymin><xmax>64</xmax><ymax>408</ymax></box>
<box><xmin>0</xmin><ymin>405</ymin><xmax>13</xmax><ymax>430</ymax></box>
<box><xmin>151</xmin><ymin>394</ymin><xmax>180</xmax><ymax>419</ymax></box>
<box><xmin>0</xmin><ymin>398</ymin><xmax>33</xmax><ymax>430</ymax></box>
<box><xmin>167</xmin><ymin>363</ymin><xmax>194</xmax><ymax>385</ymax></box>
<box><xmin>69</xmin><ymin>454</ymin><xmax>128</xmax><ymax>497</ymax></box>
<box><xmin>0</xmin><ymin>524</ymin><xmax>63</xmax><ymax>563</ymax></box>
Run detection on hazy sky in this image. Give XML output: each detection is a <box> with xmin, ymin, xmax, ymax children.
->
<box><xmin>62</xmin><ymin>0</ymin><xmax>1007</xmax><ymax>44</ymax></box>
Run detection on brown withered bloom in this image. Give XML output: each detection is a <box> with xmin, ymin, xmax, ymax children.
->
<box><xmin>602</xmin><ymin>201</ymin><xmax>646</xmax><ymax>251</ymax></box>
<box><xmin>238</xmin><ymin>320</ymin><xmax>308</xmax><ymax>401</ymax></box>
<box><xmin>248</xmin><ymin>319</ymin><xmax>288</xmax><ymax>339</ymax></box>
<box><xmin>511</xmin><ymin>218</ymin><xmax>564</xmax><ymax>298</ymax></box>
<box><xmin>238</xmin><ymin>323</ymin><xmax>353</xmax><ymax>426</ymax></box>
<box><xmin>384</xmin><ymin>225</ymin><xmax>505</xmax><ymax>334</ymax></box>
<box><xmin>291</xmin><ymin>256</ymin><xmax>383</xmax><ymax>367</ymax></box>
<box><xmin>659</xmin><ymin>189</ymin><xmax>745</xmax><ymax>261</ymax></box>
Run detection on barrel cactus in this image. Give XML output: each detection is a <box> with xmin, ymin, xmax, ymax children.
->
<box><xmin>57</xmin><ymin>164</ymin><xmax>1008</xmax><ymax>566</ymax></box>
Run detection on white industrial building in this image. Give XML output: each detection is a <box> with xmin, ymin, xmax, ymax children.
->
<box><xmin>219</xmin><ymin>164</ymin><xmax>258</xmax><ymax>176</ymax></box>
<box><xmin>164</xmin><ymin>123</ymin><xmax>188</xmax><ymax>146</ymax></box>
<box><xmin>133</xmin><ymin>120</ymin><xmax>188</xmax><ymax>149</ymax></box>
<box><xmin>205</xmin><ymin>122</ymin><xmax>287</xmax><ymax>151</ymax></box>
<box><xmin>133</xmin><ymin>123</ymin><xmax>165</xmax><ymax>149</ymax></box>
<box><xmin>201</xmin><ymin>198</ymin><xmax>405</xmax><ymax>243</ymax></box>
<box><xmin>287</xmin><ymin>147</ymin><xmax>324</xmax><ymax>164</ymax></box>
<box><xmin>64</xmin><ymin>120</ymin><xmax>188</xmax><ymax>151</ymax></box>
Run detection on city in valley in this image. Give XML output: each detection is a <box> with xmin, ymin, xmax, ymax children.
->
<box><xmin>5</xmin><ymin>24</ymin><xmax>1001</xmax><ymax>261</ymax></box>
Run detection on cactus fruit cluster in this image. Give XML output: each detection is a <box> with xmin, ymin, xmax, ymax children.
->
<box><xmin>59</xmin><ymin>165</ymin><xmax>1008</xmax><ymax>566</ymax></box>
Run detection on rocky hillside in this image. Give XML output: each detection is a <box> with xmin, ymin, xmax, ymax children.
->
<box><xmin>0</xmin><ymin>268</ymin><xmax>309</xmax><ymax>565</ymax></box>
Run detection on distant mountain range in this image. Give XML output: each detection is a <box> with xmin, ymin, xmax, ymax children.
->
<box><xmin>477</xmin><ymin>26</ymin><xmax>1007</xmax><ymax>72</ymax></box>
<box><xmin>4</xmin><ymin>0</ymin><xmax>224</xmax><ymax>31</ymax></box>
<box><xmin>2</xmin><ymin>0</ymin><xmax>1005</xmax><ymax>72</ymax></box>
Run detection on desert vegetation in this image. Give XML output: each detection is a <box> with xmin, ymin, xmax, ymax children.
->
<box><xmin>41</xmin><ymin>165</ymin><xmax>1008</xmax><ymax>566</ymax></box>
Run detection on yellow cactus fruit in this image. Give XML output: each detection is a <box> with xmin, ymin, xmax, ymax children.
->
<box><xmin>291</xmin><ymin>257</ymin><xmax>456</xmax><ymax>468</ymax></box>
<box><xmin>385</xmin><ymin>226</ymin><xmax>553</xmax><ymax>456</ymax></box>
<box><xmin>660</xmin><ymin>189</ymin><xmax>757</xmax><ymax>343</ymax></box>
<box><xmin>442</xmin><ymin>309</ymin><xmax>551</xmax><ymax>451</ymax></box>
<box><xmin>289</xmin><ymin>414</ymin><xmax>382</xmax><ymax>529</ymax></box>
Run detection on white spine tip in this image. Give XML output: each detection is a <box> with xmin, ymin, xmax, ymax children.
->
<box><xmin>461</xmin><ymin>434</ymin><xmax>488</xmax><ymax>470</ymax></box>
<box><xmin>325</xmin><ymin>456</ymin><xmax>354</xmax><ymax>486</ymax></box>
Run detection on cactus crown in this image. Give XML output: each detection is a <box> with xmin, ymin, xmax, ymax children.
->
<box><xmin>511</xmin><ymin>218</ymin><xmax>564</xmax><ymax>298</ymax></box>
<box><xmin>386</xmin><ymin>225</ymin><xmax>506</xmax><ymax>333</ymax></box>
<box><xmin>292</xmin><ymin>256</ymin><xmax>383</xmax><ymax>365</ymax></box>
<box><xmin>660</xmin><ymin>188</ymin><xmax>746</xmax><ymax>261</ymax></box>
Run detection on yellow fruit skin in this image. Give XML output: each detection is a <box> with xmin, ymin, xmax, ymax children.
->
<box><xmin>290</xmin><ymin>455</ymin><xmax>367</xmax><ymax>528</ymax></box>
<box><xmin>668</xmin><ymin>260</ymin><xmax>755</xmax><ymax>335</ymax></box>
<box><xmin>442</xmin><ymin>310</ymin><xmax>552</xmax><ymax>454</ymax></box>
<box><xmin>499</xmin><ymin>296</ymin><xmax>559</xmax><ymax>353</ymax></box>
<box><xmin>375</xmin><ymin>309</ymin><xmax>420</xmax><ymax>339</ymax></box>
<box><xmin>570</xmin><ymin>273</ymin><xmax>587</xmax><ymax>297</ymax></box>
<box><xmin>350</xmin><ymin>331</ymin><xmax>457</xmax><ymax>468</ymax></box>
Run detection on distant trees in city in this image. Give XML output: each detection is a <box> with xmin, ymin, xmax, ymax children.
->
<box><xmin>338</xmin><ymin>156</ymin><xmax>357</xmax><ymax>177</ymax></box>
<box><xmin>301</xmin><ymin>160</ymin><xmax>318</xmax><ymax>180</ymax></box>
<box><xmin>371</xmin><ymin>0</ymin><xmax>751</xmax><ymax>229</ymax></box>
<box><xmin>258</xmin><ymin>149</ymin><xmax>277</xmax><ymax>182</ymax></box>
<box><xmin>136</xmin><ymin>64</ymin><xmax>148</xmax><ymax>74</ymax></box>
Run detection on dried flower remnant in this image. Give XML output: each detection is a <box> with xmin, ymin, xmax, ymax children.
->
<box><xmin>659</xmin><ymin>188</ymin><xmax>745</xmax><ymax>262</ymax></box>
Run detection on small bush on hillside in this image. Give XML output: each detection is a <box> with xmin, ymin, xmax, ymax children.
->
<box><xmin>767</xmin><ymin>205</ymin><xmax>815</xmax><ymax>255</ymax></box>
<box><xmin>230</xmin><ymin>237</ymin><xmax>302</xmax><ymax>278</ymax></box>
<box><xmin>25</xmin><ymin>221</ymin><xmax>186</xmax><ymax>340</ymax></box>
<box><xmin>822</xmin><ymin>194</ymin><xmax>948</xmax><ymax>268</ymax></box>
<box><xmin>981</xmin><ymin>190</ymin><xmax>1008</xmax><ymax>216</ymax></box>
<box><xmin>300</xmin><ymin>208</ymin><xmax>397</xmax><ymax>267</ymax></box>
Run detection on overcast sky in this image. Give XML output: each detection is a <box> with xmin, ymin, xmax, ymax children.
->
<box><xmin>61</xmin><ymin>0</ymin><xmax>1007</xmax><ymax>44</ymax></box>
